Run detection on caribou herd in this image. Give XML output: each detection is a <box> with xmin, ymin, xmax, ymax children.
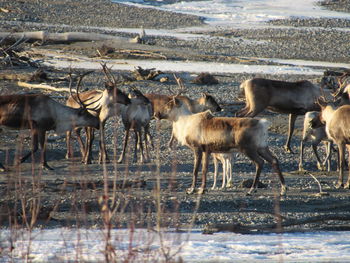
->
<box><xmin>1</xmin><ymin>65</ymin><xmax>350</xmax><ymax>195</ymax></box>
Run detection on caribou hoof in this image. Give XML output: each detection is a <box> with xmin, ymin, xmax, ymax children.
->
<box><xmin>186</xmin><ymin>187</ymin><xmax>195</xmax><ymax>195</ymax></box>
<box><xmin>226</xmin><ymin>181</ymin><xmax>233</xmax><ymax>188</ymax></box>
<box><xmin>280</xmin><ymin>186</ymin><xmax>287</xmax><ymax>196</ymax></box>
<box><xmin>298</xmin><ymin>166</ymin><xmax>306</xmax><ymax>172</ymax></box>
<box><xmin>197</xmin><ymin>187</ymin><xmax>206</xmax><ymax>195</ymax></box>
<box><xmin>246</xmin><ymin>187</ymin><xmax>256</xmax><ymax>196</ymax></box>
<box><xmin>317</xmin><ymin>163</ymin><xmax>326</xmax><ymax>171</ymax></box>
<box><xmin>43</xmin><ymin>163</ymin><xmax>54</xmax><ymax>171</ymax></box>
<box><xmin>82</xmin><ymin>159</ymin><xmax>92</xmax><ymax>165</ymax></box>
<box><xmin>335</xmin><ymin>181</ymin><xmax>344</xmax><ymax>189</ymax></box>
<box><xmin>284</xmin><ymin>146</ymin><xmax>294</xmax><ymax>154</ymax></box>
<box><xmin>344</xmin><ymin>182</ymin><xmax>350</xmax><ymax>189</ymax></box>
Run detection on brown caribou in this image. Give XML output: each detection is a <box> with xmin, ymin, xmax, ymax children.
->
<box><xmin>0</xmin><ymin>73</ymin><xmax>99</xmax><ymax>170</ymax></box>
<box><xmin>236</xmin><ymin>78</ymin><xmax>322</xmax><ymax>153</ymax></box>
<box><xmin>117</xmin><ymin>88</ymin><xmax>153</xmax><ymax>164</ymax></box>
<box><xmin>65</xmin><ymin>64</ymin><xmax>131</xmax><ymax>164</ymax></box>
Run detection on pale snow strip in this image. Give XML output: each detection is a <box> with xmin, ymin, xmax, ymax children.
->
<box><xmin>36</xmin><ymin>50</ymin><xmax>335</xmax><ymax>75</ymax></box>
<box><xmin>1</xmin><ymin>228</ymin><xmax>350</xmax><ymax>262</ymax></box>
<box><xmin>44</xmin><ymin>58</ymin><xmax>324</xmax><ymax>75</ymax></box>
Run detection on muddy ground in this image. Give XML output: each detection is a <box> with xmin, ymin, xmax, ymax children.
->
<box><xmin>1</xmin><ymin>0</ymin><xmax>350</xmax><ymax>233</ymax></box>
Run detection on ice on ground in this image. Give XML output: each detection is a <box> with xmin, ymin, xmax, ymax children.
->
<box><xmin>113</xmin><ymin>0</ymin><xmax>350</xmax><ymax>27</ymax></box>
<box><xmin>1</xmin><ymin>228</ymin><xmax>350</xmax><ymax>262</ymax></box>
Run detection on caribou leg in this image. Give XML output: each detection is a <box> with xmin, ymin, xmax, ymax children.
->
<box><xmin>344</xmin><ymin>145</ymin><xmax>350</xmax><ymax>189</ymax></box>
<box><xmin>118</xmin><ymin>128</ymin><xmax>130</xmax><ymax>164</ymax></box>
<box><xmin>212</xmin><ymin>155</ymin><xmax>219</xmax><ymax>190</ymax></box>
<box><xmin>336</xmin><ymin>143</ymin><xmax>345</xmax><ymax>189</ymax></box>
<box><xmin>82</xmin><ymin>127</ymin><xmax>94</xmax><ymax>164</ymax></box>
<box><xmin>258</xmin><ymin>147</ymin><xmax>286</xmax><ymax>195</ymax></box>
<box><xmin>284</xmin><ymin>114</ymin><xmax>298</xmax><ymax>153</ymax></box>
<box><xmin>38</xmin><ymin>130</ymin><xmax>53</xmax><ymax>170</ymax></box>
<box><xmin>198</xmin><ymin>150</ymin><xmax>209</xmax><ymax>194</ymax></box>
<box><xmin>98</xmin><ymin>122</ymin><xmax>110</xmax><ymax>164</ymax></box>
<box><xmin>244</xmin><ymin>149</ymin><xmax>264</xmax><ymax>196</ymax></box>
<box><xmin>187</xmin><ymin>148</ymin><xmax>202</xmax><ymax>195</ymax></box>
<box><xmin>20</xmin><ymin>129</ymin><xmax>39</xmax><ymax>164</ymax></box>
<box><xmin>0</xmin><ymin>162</ymin><xmax>6</xmax><ymax>172</ymax></box>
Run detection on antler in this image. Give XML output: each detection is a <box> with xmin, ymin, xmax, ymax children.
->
<box><xmin>101</xmin><ymin>62</ymin><xmax>122</xmax><ymax>87</ymax></box>
<box><xmin>173</xmin><ymin>74</ymin><xmax>187</xmax><ymax>97</ymax></box>
<box><xmin>69</xmin><ymin>70</ymin><xmax>94</xmax><ymax>109</ymax></box>
<box><xmin>332</xmin><ymin>72</ymin><xmax>350</xmax><ymax>98</ymax></box>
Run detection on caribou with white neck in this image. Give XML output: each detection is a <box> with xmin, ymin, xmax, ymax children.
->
<box><xmin>156</xmin><ymin>82</ymin><xmax>286</xmax><ymax>195</ymax></box>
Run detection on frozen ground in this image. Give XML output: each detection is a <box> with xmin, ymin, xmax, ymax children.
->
<box><xmin>113</xmin><ymin>0</ymin><xmax>350</xmax><ymax>27</ymax></box>
<box><xmin>2</xmin><ymin>228</ymin><xmax>350</xmax><ymax>262</ymax></box>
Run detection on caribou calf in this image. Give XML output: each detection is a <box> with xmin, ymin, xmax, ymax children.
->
<box><xmin>0</xmin><ymin>94</ymin><xmax>99</xmax><ymax>169</ymax></box>
<box><xmin>157</xmin><ymin>97</ymin><xmax>286</xmax><ymax>195</ymax></box>
<box><xmin>299</xmin><ymin>111</ymin><xmax>333</xmax><ymax>172</ymax></box>
<box><xmin>211</xmin><ymin>153</ymin><xmax>233</xmax><ymax>190</ymax></box>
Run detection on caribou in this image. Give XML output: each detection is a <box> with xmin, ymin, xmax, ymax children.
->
<box><xmin>156</xmin><ymin>93</ymin><xmax>286</xmax><ymax>196</ymax></box>
<box><xmin>211</xmin><ymin>153</ymin><xmax>233</xmax><ymax>190</ymax></box>
<box><xmin>299</xmin><ymin>73</ymin><xmax>350</xmax><ymax>172</ymax></box>
<box><xmin>0</xmin><ymin>73</ymin><xmax>100</xmax><ymax>170</ymax></box>
<box><xmin>145</xmin><ymin>75</ymin><xmax>222</xmax><ymax>148</ymax></box>
<box><xmin>66</xmin><ymin>64</ymin><xmax>131</xmax><ymax>164</ymax></box>
<box><xmin>117</xmin><ymin>88</ymin><xmax>153</xmax><ymax>164</ymax></box>
<box><xmin>311</xmin><ymin>98</ymin><xmax>350</xmax><ymax>189</ymax></box>
<box><xmin>236</xmin><ymin>78</ymin><xmax>322</xmax><ymax>153</ymax></box>
<box><xmin>298</xmin><ymin>111</ymin><xmax>333</xmax><ymax>172</ymax></box>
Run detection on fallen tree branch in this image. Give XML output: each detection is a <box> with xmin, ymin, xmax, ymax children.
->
<box><xmin>18</xmin><ymin>81</ymin><xmax>70</xmax><ymax>92</ymax></box>
<box><xmin>133</xmin><ymin>66</ymin><xmax>163</xmax><ymax>80</ymax></box>
<box><xmin>308</xmin><ymin>173</ymin><xmax>329</xmax><ymax>196</ymax></box>
<box><xmin>203</xmin><ymin>214</ymin><xmax>350</xmax><ymax>234</ymax></box>
<box><xmin>117</xmin><ymin>49</ymin><xmax>167</xmax><ymax>59</ymax></box>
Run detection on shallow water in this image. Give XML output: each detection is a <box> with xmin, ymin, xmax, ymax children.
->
<box><xmin>112</xmin><ymin>0</ymin><xmax>350</xmax><ymax>27</ymax></box>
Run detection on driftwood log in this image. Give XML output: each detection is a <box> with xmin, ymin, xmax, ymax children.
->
<box><xmin>203</xmin><ymin>214</ymin><xmax>350</xmax><ymax>234</ymax></box>
<box><xmin>17</xmin><ymin>81</ymin><xmax>71</xmax><ymax>93</ymax></box>
<box><xmin>0</xmin><ymin>31</ymin><xmax>125</xmax><ymax>44</ymax></box>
